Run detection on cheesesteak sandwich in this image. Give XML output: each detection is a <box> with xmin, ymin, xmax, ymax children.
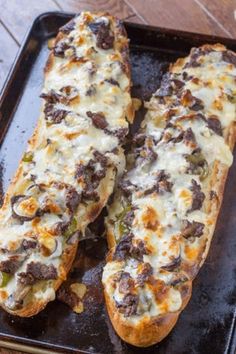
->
<box><xmin>103</xmin><ymin>44</ymin><xmax>236</xmax><ymax>346</ymax></box>
<box><xmin>0</xmin><ymin>12</ymin><xmax>133</xmax><ymax>316</ymax></box>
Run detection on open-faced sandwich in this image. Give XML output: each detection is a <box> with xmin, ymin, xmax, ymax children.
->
<box><xmin>103</xmin><ymin>44</ymin><xmax>236</xmax><ymax>347</ymax></box>
<box><xmin>0</xmin><ymin>11</ymin><xmax>133</xmax><ymax>317</ymax></box>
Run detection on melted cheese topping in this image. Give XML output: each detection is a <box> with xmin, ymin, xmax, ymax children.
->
<box><xmin>103</xmin><ymin>44</ymin><xmax>236</xmax><ymax>324</ymax></box>
<box><xmin>0</xmin><ymin>12</ymin><xmax>132</xmax><ymax>311</ymax></box>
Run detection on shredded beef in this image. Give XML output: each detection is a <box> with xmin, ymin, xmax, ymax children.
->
<box><xmin>183</xmin><ymin>127</ymin><xmax>196</xmax><ymax>143</ymax></box>
<box><xmin>60</xmin><ymin>19</ymin><xmax>76</xmax><ymax>34</ymax></box>
<box><xmin>89</xmin><ymin>20</ymin><xmax>114</xmax><ymax>49</ymax></box>
<box><xmin>123</xmin><ymin>210</ymin><xmax>135</xmax><ymax>227</ymax></box>
<box><xmin>172</xmin><ymin>79</ymin><xmax>185</xmax><ymax>89</ymax></box>
<box><xmin>144</xmin><ymin>170</ymin><xmax>173</xmax><ymax>195</ymax></box>
<box><xmin>54</xmin><ymin>40</ymin><xmax>72</xmax><ymax>58</ymax></box>
<box><xmin>119</xmin><ymin>179</ymin><xmax>137</xmax><ymax>196</ymax></box>
<box><xmin>21</xmin><ymin>239</ymin><xmax>37</xmax><ymax>251</ymax></box>
<box><xmin>40</xmin><ymin>90</ymin><xmax>63</xmax><ymax>104</ymax></box>
<box><xmin>0</xmin><ymin>257</ymin><xmax>23</xmax><ymax>274</ymax></box>
<box><xmin>113</xmin><ymin>234</ymin><xmax>148</xmax><ymax>262</ymax></box>
<box><xmin>189</xmin><ymin>179</ymin><xmax>205</xmax><ymax>212</ymax></box>
<box><xmin>54</xmin><ymin>220</ymin><xmax>70</xmax><ymax>235</ymax></box>
<box><xmin>116</xmin><ymin>293</ymin><xmax>138</xmax><ymax>317</ymax></box>
<box><xmin>44</xmin><ymin>103</ymin><xmax>68</xmax><ymax>124</ymax></box>
<box><xmin>136</xmin><ymin>146</ymin><xmax>157</xmax><ymax>165</ymax></box>
<box><xmin>170</xmin><ymin>127</ymin><xmax>196</xmax><ymax>145</ymax></box>
<box><xmin>66</xmin><ymin>187</ymin><xmax>81</xmax><ymax>212</ymax></box>
<box><xmin>130</xmin><ymin>239</ymin><xmax>148</xmax><ymax>262</ymax></box>
<box><xmin>86</xmin><ymin>111</ymin><xmax>108</xmax><ymax>129</ymax></box>
<box><xmin>137</xmin><ymin>263</ymin><xmax>153</xmax><ymax>286</ymax></box>
<box><xmin>75</xmin><ymin>150</ymin><xmax>108</xmax><ymax>202</ymax></box>
<box><xmin>105</xmin><ymin>127</ymin><xmax>129</xmax><ymax>143</ymax></box>
<box><xmin>207</xmin><ymin>116</ymin><xmax>222</xmax><ymax>136</ymax></box>
<box><xmin>113</xmin><ymin>233</ymin><xmax>133</xmax><ymax>261</ymax></box>
<box><xmin>183</xmin><ymin>47</ymin><xmax>212</xmax><ymax>69</ymax></box>
<box><xmin>181</xmin><ymin>219</ymin><xmax>204</xmax><ymax>239</ymax></box>
<box><xmin>118</xmin><ymin>272</ymin><xmax>135</xmax><ymax>294</ymax></box>
<box><xmin>18</xmin><ymin>262</ymin><xmax>57</xmax><ymax>285</ymax></box>
<box><xmin>222</xmin><ymin>51</ymin><xmax>236</xmax><ymax>66</ymax></box>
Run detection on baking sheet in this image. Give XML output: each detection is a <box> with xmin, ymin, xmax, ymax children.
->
<box><xmin>0</xmin><ymin>12</ymin><xmax>235</xmax><ymax>354</ymax></box>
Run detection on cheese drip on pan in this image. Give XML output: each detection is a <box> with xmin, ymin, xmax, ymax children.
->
<box><xmin>103</xmin><ymin>44</ymin><xmax>236</xmax><ymax>328</ymax></box>
<box><xmin>0</xmin><ymin>12</ymin><xmax>133</xmax><ymax>316</ymax></box>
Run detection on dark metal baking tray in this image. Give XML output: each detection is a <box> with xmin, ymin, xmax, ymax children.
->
<box><xmin>0</xmin><ymin>11</ymin><xmax>235</xmax><ymax>354</ymax></box>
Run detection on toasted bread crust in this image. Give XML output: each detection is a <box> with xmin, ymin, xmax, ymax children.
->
<box><xmin>0</xmin><ymin>12</ymin><xmax>133</xmax><ymax>317</ymax></box>
<box><xmin>103</xmin><ymin>44</ymin><xmax>236</xmax><ymax>346</ymax></box>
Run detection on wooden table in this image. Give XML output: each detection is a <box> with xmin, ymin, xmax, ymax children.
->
<box><xmin>0</xmin><ymin>0</ymin><xmax>235</xmax><ymax>352</ymax></box>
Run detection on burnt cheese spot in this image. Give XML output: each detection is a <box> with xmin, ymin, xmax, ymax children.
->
<box><xmin>142</xmin><ymin>206</ymin><xmax>159</xmax><ymax>231</ymax></box>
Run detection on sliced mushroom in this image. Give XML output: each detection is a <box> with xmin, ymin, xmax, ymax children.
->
<box><xmin>11</xmin><ymin>195</ymin><xmax>39</xmax><ymax>222</ymax></box>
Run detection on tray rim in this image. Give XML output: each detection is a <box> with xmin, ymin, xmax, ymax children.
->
<box><xmin>0</xmin><ymin>10</ymin><xmax>236</xmax><ymax>354</ymax></box>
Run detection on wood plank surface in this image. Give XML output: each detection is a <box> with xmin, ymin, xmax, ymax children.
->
<box><xmin>197</xmin><ymin>0</ymin><xmax>236</xmax><ymax>37</ymax></box>
<box><xmin>124</xmin><ymin>0</ymin><xmax>230</xmax><ymax>37</ymax></box>
<box><xmin>0</xmin><ymin>22</ymin><xmax>18</xmax><ymax>89</ymax></box>
<box><xmin>0</xmin><ymin>0</ymin><xmax>59</xmax><ymax>43</ymax></box>
<box><xmin>57</xmin><ymin>0</ymin><xmax>136</xmax><ymax>20</ymax></box>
